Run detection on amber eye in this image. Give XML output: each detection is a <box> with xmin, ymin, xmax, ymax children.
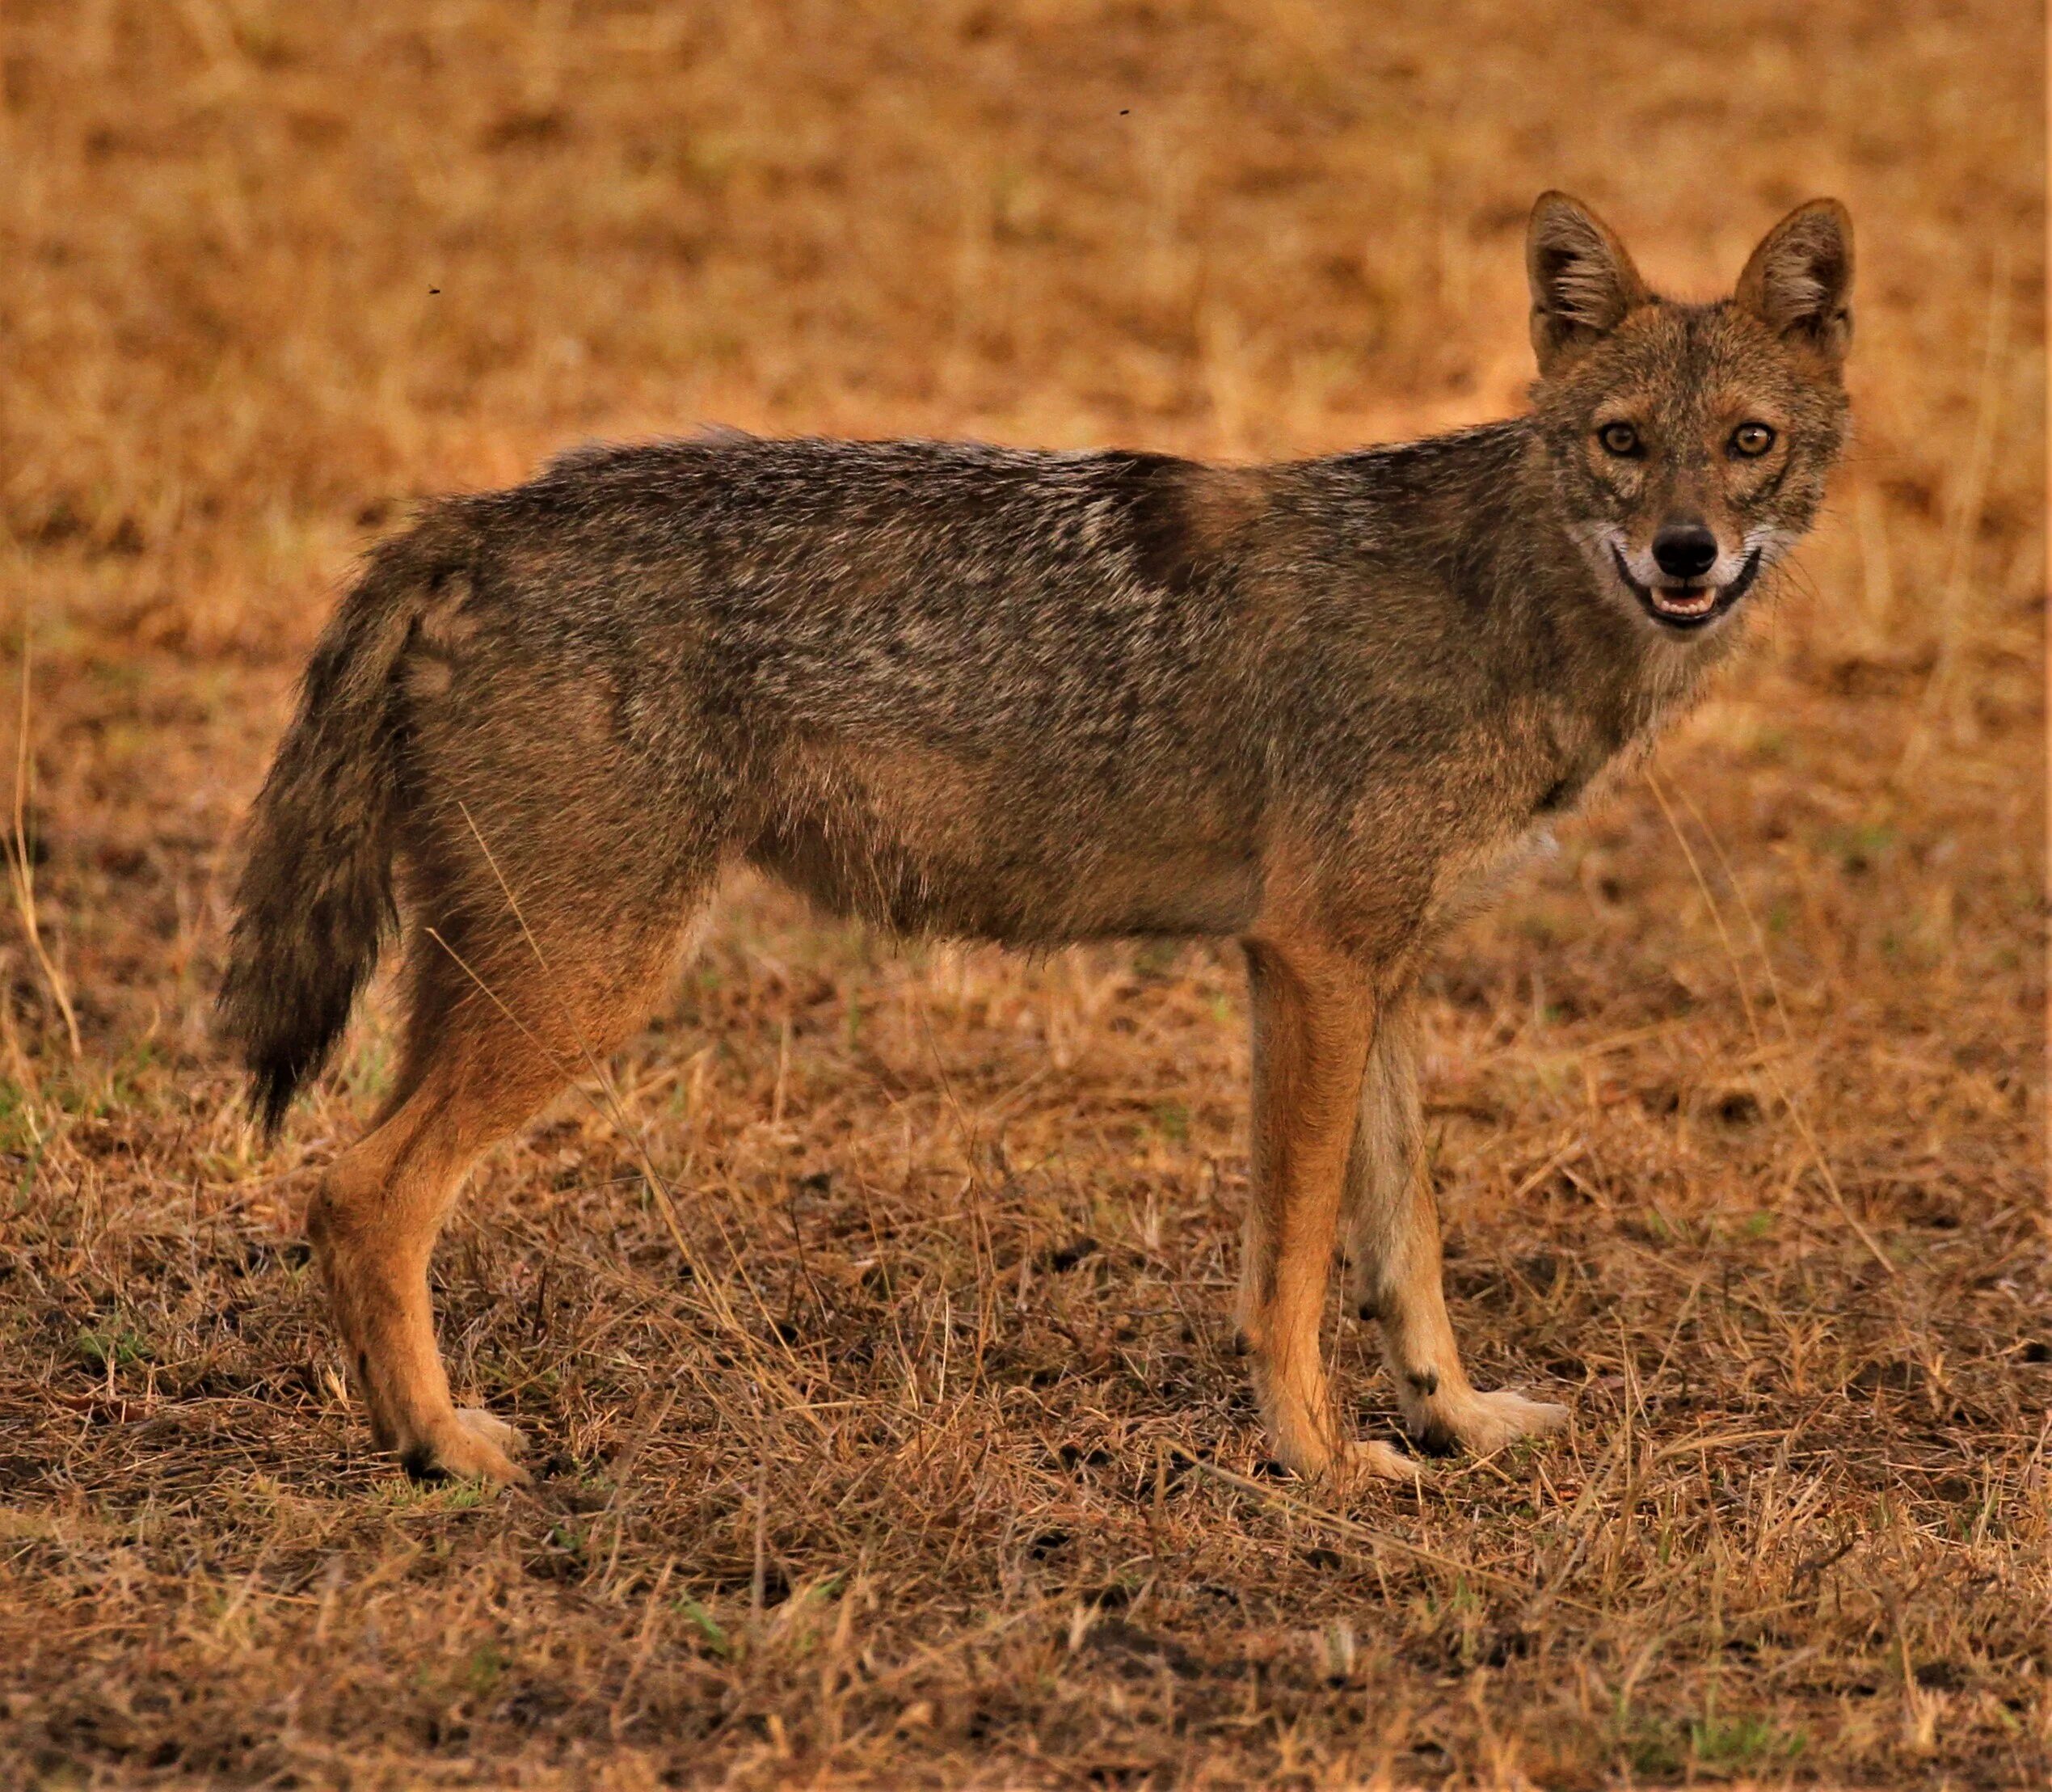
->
<box><xmin>1730</xmin><ymin>422</ymin><xmax>1776</xmax><ymax>457</ymax></box>
<box><xmin>1598</xmin><ymin>422</ymin><xmax>1641</xmax><ymax>457</ymax></box>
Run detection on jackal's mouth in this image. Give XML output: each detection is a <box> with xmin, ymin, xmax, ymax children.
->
<box><xmin>1610</xmin><ymin>545</ymin><xmax>1763</xmax><ymax>632</ymax></box>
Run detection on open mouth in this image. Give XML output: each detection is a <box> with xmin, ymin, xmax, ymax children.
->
<box><xmin>1611</xmin><ymin>545</ymin><xmax>1763</xmax><ymax>631</ymax></box>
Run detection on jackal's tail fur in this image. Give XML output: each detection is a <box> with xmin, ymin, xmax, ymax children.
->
<box><xmin>217</xmin><ymin>521</ymin><xmax>463</xmax><ymax>1136</ymax></box>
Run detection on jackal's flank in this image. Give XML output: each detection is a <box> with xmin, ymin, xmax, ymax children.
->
<box><xmin>220</xmin><ymin>193</ymin><xmax>1852</xmax><ymax>1487</ymax></box>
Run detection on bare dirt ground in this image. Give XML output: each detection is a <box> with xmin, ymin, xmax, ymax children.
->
<box><xmin>0</xmin><ymin>2</ymin><xmax>2043</xmax><ymax>1786</ymax></box>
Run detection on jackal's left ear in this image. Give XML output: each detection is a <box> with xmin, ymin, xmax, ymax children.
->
<box><xmin>1526</xmin><ymin>192</ymin><xmax>1650</xmax><ymax>376</ymax></box>
<box><xmin>1735</xmin><ymin>200</ymin><xmax>1854</xmax><ymax>365</ymax></box>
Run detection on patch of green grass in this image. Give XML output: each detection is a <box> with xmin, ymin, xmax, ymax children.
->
<box><xmin>675</xmin><ymin>1592</ymin><xmax>731</xmax><ymax>1657</ymax></box>
<box><xmin>0</xmin><ymin>1077</ymin><xmax>46</xmax><ymax>1157</ymax></box>
<box><xmin>1690</xmin><ymin>1709</ymin><xmax>1806</xmax><ymax>1773</ymax></box>
<box><xmin>76</xmin><ymin>1322</ymin><xmax>151</xmax><ymax>1370</ymax></box>
<box><xmin>461</xmin><ymin>1645</ymin><xmax>505</xmax><ymax>1693</ymax></box>
<box><xmin>372</xmin><ymin>1477</ymin><xmax>491</xmax><ymax>1513</ymax></box>
<box><xmin>1624</xmin><ymin>1697</ymin><xmax>1806</xmax><ymax>1780</ymax></box>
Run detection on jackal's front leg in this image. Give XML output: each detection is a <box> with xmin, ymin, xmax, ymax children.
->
<box><xmin>1237</xmin><ymin>935</ymin><xmax>1414</xmax><ymax>1487</ymax></box>
<box><xmin>1343</xmin><ymin>989</ymin><xmax>1568</xmax><ymax>1456</ymax></box>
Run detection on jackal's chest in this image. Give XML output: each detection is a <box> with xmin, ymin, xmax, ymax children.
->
<box><xmin>1419</xmin><ymin>819</ymin><xmax>1560</xmax><ymax>938</ymax></box>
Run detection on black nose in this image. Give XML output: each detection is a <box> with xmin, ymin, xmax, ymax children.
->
<box><xmin>1652</xmin><ymin>523</ymin><xmax>1719</xmax><ymax>580</ymax></box>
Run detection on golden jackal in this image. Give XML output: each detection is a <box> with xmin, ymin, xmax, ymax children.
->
<box><xmin>221</xmin><ymin>193</ymin><xmax>1852</xmax><ymax>1487</ymax></box>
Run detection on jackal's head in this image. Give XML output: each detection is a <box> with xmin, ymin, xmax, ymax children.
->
<box><xmin>1525</xmin><ymin>192</ymin><xmax>1852</xmax><ymax>635</ymax></box>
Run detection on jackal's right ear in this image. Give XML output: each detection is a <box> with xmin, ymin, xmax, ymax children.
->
<box><xmin>1735</xmin><ymin>199</ymin><xmax>1854</xmax><ymax>366</ymax></box>
<box><xmin>1526</xmin><ymin>192</ymin><xmax>1650</xmax><ymax>376</ymax></box>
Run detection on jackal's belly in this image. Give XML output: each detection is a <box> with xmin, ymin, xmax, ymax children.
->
<box><xmin>752</xmin><ymin>820</ymin><xmax>1262</xmax><ymax>942</ymax></box>
<box><xmin>744</xmin><ymin>746</ymin><xmax>1262</xmax><ymax>943</ymax></box>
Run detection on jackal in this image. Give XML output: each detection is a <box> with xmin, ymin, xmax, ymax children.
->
<box><xmin>220</xmin><ymin>193</ymin><xmax>1852</xmax><ymax>1487</ymax></box>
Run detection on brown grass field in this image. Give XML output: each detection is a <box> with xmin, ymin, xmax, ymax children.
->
<box><xmin>0</xmin><ymin>2</ymin><xmax>2045</xmax><ymax>1786</ymax></box>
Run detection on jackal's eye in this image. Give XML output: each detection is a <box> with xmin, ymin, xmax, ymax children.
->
<box><xmin>1730</xmin><ymin>423</ymin><xmax>1776</xmax><ymax>457</ymax></box>
<box><xmin>1598</xmin><ymin>422</ymin><xmax>1641</xmax><ymax>457</ymax></box>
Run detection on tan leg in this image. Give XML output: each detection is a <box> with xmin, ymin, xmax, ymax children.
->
<box><xmin>309</xmin><ymin>900</ymin><xmax>702</xmax><ymax>1483</ymax></box>
<box><xmin>1237</xmin><ymin>934</ymin><xmax>1414</xmax><ymax>1486</ymax></box>
<box><xmin>1342</xmin><ymin>988</ymin><xmax>1567</xmax><ymax>1455</ymax></box>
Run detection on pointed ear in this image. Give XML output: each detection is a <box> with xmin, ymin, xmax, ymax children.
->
<box><xmin>1735</xmin><ymin>199</ymin><xmax>1854</xmax><ymax>365</ymax></box>
<box><xmin>1526</xmin><ymin>191</ymin><xmax>1650</xmax><ymax>376</ymax></box>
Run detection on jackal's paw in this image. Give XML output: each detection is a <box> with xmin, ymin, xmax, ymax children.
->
<box><xmin>401</xmin><ymin>1409</ymin><xmax>530</xmax><ymax>1486</ymax></box>
<box><xmin>1329</xmin><ymin>1439</ymin><xmax>1426</xmax><ymax>1491</ymax></box>
<box><xmin>456</xmin><ymin>1406</ymin><xmax>528</xmax><ymax>1460</ymax></box>
<box><xmin>1405</xmin><ymin>1385</ymin><xmax>1568</xmax><ymax>1458</ymax></box>
<box><xmin>1268</xmin><ymin>1430</ymin><xmax>1423</xmax><ymax>1494</ymax></box>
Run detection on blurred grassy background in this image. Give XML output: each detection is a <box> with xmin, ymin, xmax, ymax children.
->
<box><xmin>0</xmin><ymin>3</ymin><xmax>2043</xmax><ymax>1787</ymax></box>
<box><xmin>6</xmin><ymin>3</ymin><xmax>2041</xmax><ymax>657</ymax></box>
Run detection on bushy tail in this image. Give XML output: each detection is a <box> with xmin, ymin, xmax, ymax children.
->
<box><xmin>217</xmin><ymin>523</ymin><xmax>462</xmax><ymax>1136</ymax></box>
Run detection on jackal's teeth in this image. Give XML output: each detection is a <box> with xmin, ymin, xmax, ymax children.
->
<box><xmin>1649</xmin><ymin>587</ymin><xmax>1717</xmax><ymax>618</ymax></box>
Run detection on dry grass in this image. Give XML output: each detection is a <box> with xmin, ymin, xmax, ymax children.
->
<box><xmin>0</xmin><ymin>2</ymin><xmax>2045</xmax><ymax>1786</ymax></box>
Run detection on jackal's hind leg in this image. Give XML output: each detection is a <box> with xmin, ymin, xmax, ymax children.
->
<box><xmin>310</xmin><ymin>896</ymin><xmax>704</xmax><ymax>1485</ymax></box>
<box><xmin>311</xmin><ymin>1094</ymin><xmax>538</xmax><ymax>1485</ymax></box>
<box><xmin>1342</xmin><ymin>991</ymin><xmax>1567</xmax><ymax>1456</ymax></box>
